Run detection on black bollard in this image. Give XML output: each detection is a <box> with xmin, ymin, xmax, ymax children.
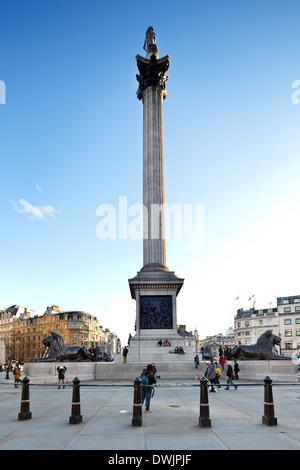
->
<box><xmin>69</xmin><ymin>377</ymin><xmax>83</xmax><ymax>424</ymax></box>
<box><xmin>132</xmin><ymin>376</ymin><xmax>143</xmax><ymax>427</ymax></box>
<box><xmin>199</xmin><ymin>375</ymin><xmax>211</xmax><ymax>427</ymax></box>
<box><xmin>262</xmin><ymin>376</ymin><xmax>277</xmax><ymax>426</ymax></box>
<box><xmin>5</xmin><ymin>366</ymin><xmax>9</xmax><ymax>380</ymax></box>
<box><xmin>18</xmin><ymin>376</ymin><xmax>32</xmax><ymax>421</ymax></box>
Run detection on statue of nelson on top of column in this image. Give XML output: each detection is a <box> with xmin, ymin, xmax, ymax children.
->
<box><xmin>143</xmin><ymin>26</ymin><xmax>156</xmax><ymax>54</ymax></box>
<box><xmin>136</xmin><ymin>27</ymin><xmax>170</xmax><ymax>100</ymax></box>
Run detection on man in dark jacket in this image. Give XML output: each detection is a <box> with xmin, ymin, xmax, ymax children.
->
<box><xmin>224</xmin><ymin>361</ymin><xmax>238</xmax><ymax>390</ymax></box>
<box><xmin>141</xmin><ymin>363</ymin><xmax>157</xmax><ymax>412</ymax></box>
<box><xmin>122</xmin><ymin>346</ymin><xmax>129</xmax><ymax>363</ymax></box>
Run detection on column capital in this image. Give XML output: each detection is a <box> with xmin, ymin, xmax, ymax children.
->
<box><xmin>136</xmin><ymin>54</ymin><xmax>170</xmax><ymax>101</ymax></box>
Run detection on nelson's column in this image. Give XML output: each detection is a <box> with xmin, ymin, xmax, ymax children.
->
<box><xmin>128</xmin><ymin>27</ymin><xmax>190</xmax><ymax>362</ymax></box>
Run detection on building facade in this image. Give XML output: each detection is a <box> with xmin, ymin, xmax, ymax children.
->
<box><xmin>277</xmin><ymin>295</ymin><xmax>300</xmax><ymax>355</ymax></box>
<box><xmin>233</xmin><ymin>295</ymin><xmax>300</xmax><ymax>356</ymax></box>
<box><xmin>234</xmin><ymin>307</ymin><xmax>279</xmax><ymax>347</ymax></box>
<box><xmin>0</xmin><ymin>305</ymin><xmax>121</xmax><ymax>363</ymax></box>
<box><xmin>200</xmin><ymin>327</ymin><xmax>235</xmax><ymax>357</ymax></box>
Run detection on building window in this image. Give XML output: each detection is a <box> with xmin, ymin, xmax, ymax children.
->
<box><xmin>284</xmin><ymin>319</ymin><xmax>292</xmax><ymax>325</ymax></box>
<box><xmin>283</xmin><ymin>299</ymin><xmax>290</xmax><ymax>304</ymax></box>
<box><xmin>285</xmin><ymin>330</ymin><xmax>292</xmax><ymax>337</ymax></box>
<box><xmin>285</xmin><ymin>342</ymin><xmax>293</xmax><ymax>350</ymax></box>
<box><xmin>296</xmin><ymin>329</ymin><xmax>300</xmax><ymax>336</ymax></box>
<box><xmin>73</xmin><ymin>323</ymin><xmax>77</xmax><ymax>329</ymax></box>
<box><xmin>284</xmin><ymin>307</ymin><xmax>291</xmax><ymax>312</ymax></box>
<box><xmin>293</xmin><ymin>298</ymin><xmax>300</xmax><ymax>303</ymax></box>
<box><xmin>73</xmin><ymin>333</ymin><xmax>77</xmax><ymax>338</ymax></box>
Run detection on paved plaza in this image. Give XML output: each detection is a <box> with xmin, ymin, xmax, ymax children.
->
<box><xmin>0</xmin><ymin>373</ymin><xmax>299</xmax><ymax>452</ymax></box>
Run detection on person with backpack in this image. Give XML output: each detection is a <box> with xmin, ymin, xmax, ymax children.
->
<box><xmin>140</xmin><ymin>363</ymin><xmax>157</xmax><ymax>412</ymax></box>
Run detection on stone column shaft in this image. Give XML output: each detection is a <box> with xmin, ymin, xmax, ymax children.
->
<box><xmin>143</xmin><ymin>86</ymin><xmax>166</xmax><ymax>269</ymax></box>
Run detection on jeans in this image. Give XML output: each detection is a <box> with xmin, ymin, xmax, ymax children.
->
<box><xmin>226</xmin><ymin>377</ymin><xmax>236</xmax><ymax>388</ymax></box>
<box><xmin>141</xmin><ymin>387</ymin><xmax>152</xmax><ymax>410</ymax></box>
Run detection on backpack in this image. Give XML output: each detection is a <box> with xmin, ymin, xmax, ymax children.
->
<box><xmin>140</xmin><ymin>375</ymin><xmax>149</xmax><ymax>386</ymax></box>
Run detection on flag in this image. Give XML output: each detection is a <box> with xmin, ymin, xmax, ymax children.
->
<box><xmin>248</xmin><ymin>295</ymin><xmax>255</xmax><ymax>301</ymax></box>
<box><xmin>268</xmin><ymin>302</ymin><xmax>273</xmax><ymax>305</ymax></box>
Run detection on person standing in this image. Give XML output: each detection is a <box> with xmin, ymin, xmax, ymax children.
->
<box><xmin>141</xmin><ymin>364</ymin><xmax>157</xmax><ymax>412</ymax></box>
<box><xmin>57</xmin><ymin>365</ymin><xmax>67</xmax><ymax>389</ymax></box>
<box><xmin>219</xmin><ymin>355</ymin><xmax>225</xmax><ymax>371</ymax></box>
<box><xmin>13</xmin><ymin>364</ymin><xmax>22</xmax><ymax>388</ymax></box>
<box><xmin>224</xmin><ymin>361</ymin><xmax>238</xmax><ymax>390</ymax></box>
<box><xmin>207</xmin><ymin>359</ymin><xmax>217</xmax><ymax>392</ymax></box>
<box><xmin>194</xmin><ymin>354</ymin><xmax>200</xmax><ymax>369</ymax></box>
<box><xmin>122</xmin><ymin>346</ymin><xmax>129</xmax><ymax>363</ymax></box>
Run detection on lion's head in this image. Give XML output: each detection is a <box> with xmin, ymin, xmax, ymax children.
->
<box><xmin>42</xmin><ymin>332</ymin><xmax>66</xmax><ymax>357</ymax></box>
<box><xmin>256</xmin><ymin>330</ymin><xmax>281</xmax><ymax>354</ymax></box>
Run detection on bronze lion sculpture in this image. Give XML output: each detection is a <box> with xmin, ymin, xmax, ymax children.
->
<box><xmin>228</xmin><ymin>330</ymin><xmax>291</xmax><ymax>360</ymax></box>
<box><xmin>29</xmin><ymin>332</ymin><xmax>91</xmax><ymax>362</ymax></box>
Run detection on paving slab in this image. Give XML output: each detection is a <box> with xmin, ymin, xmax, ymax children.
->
<box><xmin>0</xmin><ymin>374</ymin><xmax>300</xmax><ymax>452</ymax></box>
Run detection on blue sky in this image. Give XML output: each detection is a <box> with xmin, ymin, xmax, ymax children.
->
<box><xmin>1</xmin><ymin>0</ymin><xmax>300</xmax><ymax>345</ymax></box>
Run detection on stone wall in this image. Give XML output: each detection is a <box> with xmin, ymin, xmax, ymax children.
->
<box><xmin>23</xmin><ymin>360</ymin><xmax>300</xmax><ymax>383</ymax></box>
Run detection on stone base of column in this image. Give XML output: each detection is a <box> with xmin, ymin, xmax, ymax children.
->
<box><xmin>128</xmin><ymin>267</ymin><xmax>185</xmax><ymax>362</ymax></box>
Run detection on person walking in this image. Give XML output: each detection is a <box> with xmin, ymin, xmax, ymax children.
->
<box><xmin>194</xmin><ymin>354</ymin><xmax>200</xmax><ymax>369</ymax></box>
<box><xmin>141</xmin><ymin>364</ymin><xmax>157</xmax><ymax>412</ymax></box>
<box><xmin>122</xmin><ymin>346</ymin><xmax>129</xmax><ymax>363</ymax></box>
<box><xmin>207</xmin><ymin>359</ymin><xmax>217</xmax><ymax>392</ymax></box>
<box><xmin>13</xmin><ymin>364</ymin><xmax>22</xmax><ymax>388</ymax></box>
<box><xmin>234</xmin><ymin>360</ymin><xmax>240</xmax><ymax>380</ymax></box>
<box><xmin>215</xmin><ymin>361</ymin><xmax>221</xmax><ymax>388</ymax></box>
<box><xmin>57</xmin><ymin>365</ymin><xmax>67</xmax><ymax>389</ymax></box>
<box><xmin>224</xmin><ymin>361</ymin><xmax>238</xmax><ymax>390</ymax></box>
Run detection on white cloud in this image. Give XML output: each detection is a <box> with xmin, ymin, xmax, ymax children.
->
<box><xmin>13</xmin><ymin>198</ymin><xmax>62</xmax><ymax>220</ymax></box>
<box><xmin>35</xmin><ymin>185</ymin><xmax>42</xmax><ymax>192</ymax></box>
